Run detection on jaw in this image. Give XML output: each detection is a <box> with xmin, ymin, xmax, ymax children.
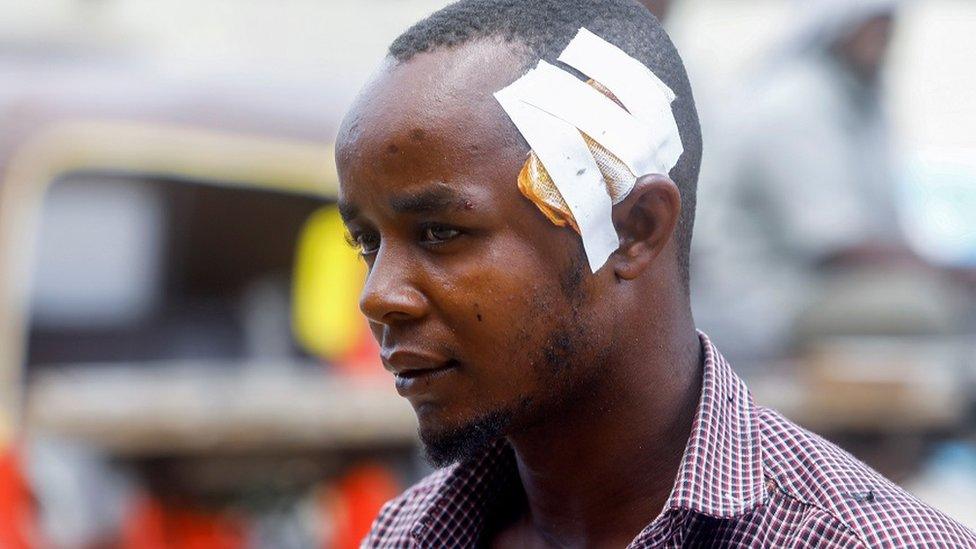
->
<box><xmin>418</xmin><ymin>407</ymin><xmax>516</xmax><ymax>467</ymax></box>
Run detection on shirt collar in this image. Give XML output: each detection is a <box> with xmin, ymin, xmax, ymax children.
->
<box><xmin>662</xmin><ymin>332</ymin><xmax>766</xmax><ymax>518</ymax></box>
<box><xmin>411</xmin><ymin>439</ymin><xmax>518</xmax><ymax>547</ymax></box>
<box><xmin>412</xmin><ymin>332</ymin><xmax>765</xmax><ymax>546</ymax></box>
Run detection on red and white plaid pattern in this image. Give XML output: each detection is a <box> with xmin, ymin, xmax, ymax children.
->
<box><xmin>364</xmin><ymin>333</ymin><xmax>976</xmax><ymax>548</ymax></box>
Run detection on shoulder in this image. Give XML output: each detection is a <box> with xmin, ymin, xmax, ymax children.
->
<box><xmin>362</xmin><ymin>466</ymin><xmax>456</xmax><ymax>548</ymax></box>
<box><xmin>756</xmin><ymin>406</ymin><xmax>976</xmax><ymax>548</ymax></box>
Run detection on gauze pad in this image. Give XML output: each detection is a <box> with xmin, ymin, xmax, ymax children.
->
<box><xmin>494</xmin><ymin>27</ymin><xmax>683</xmax><ymax>272</ymax></box>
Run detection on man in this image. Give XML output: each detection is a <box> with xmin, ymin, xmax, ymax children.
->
<box><xmin>638</xmin><ymin>0</ymin><xmax>671</xmax><ymax>22</ymax></box>
<box><xmin>692</xmin><ymin>0</ymin><xmax>910</xmax><ymax>359</ymax></box>
<box><xmin>335</xmin><ymin>0</ymin><xmax>975</xmax><ymax>546</ymax></box>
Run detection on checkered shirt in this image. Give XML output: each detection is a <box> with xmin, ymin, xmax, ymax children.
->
<box><xmin>364</xmin><ymin>333</ymin><xmax>976</xmax><ymax>548</ymax></box>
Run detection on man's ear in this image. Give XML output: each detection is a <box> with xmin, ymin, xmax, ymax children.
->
<box><xmin>611</xmin><ymin>174</ymin><xmax>681</xmax><ymax>281</ymax></box>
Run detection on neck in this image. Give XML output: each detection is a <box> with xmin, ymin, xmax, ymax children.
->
<box><xmin>506</xmin><ymin>300</ymin><xmax>702</xmax><ymax>547</ymax></box>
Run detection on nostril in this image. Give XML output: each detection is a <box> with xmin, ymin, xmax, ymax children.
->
<box><xmin>382</xmin><ymin>309</ymin><xmax>422</xmax><ymax>323</ymax></box>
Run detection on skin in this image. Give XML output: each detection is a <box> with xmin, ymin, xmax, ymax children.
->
<box><xmin>336</xmin><ymin>38</ymin><xmax>702</xmax><ymax>548</ymax></box>
<box><xmin>833</xmin><ymin>14</ymin><xmax>895</xmax><ymax>83</ymax></box>
<box><xmin>638</xmin><ymin>0</ymin><xmax>672</xmax><ymax>23</ymax></box>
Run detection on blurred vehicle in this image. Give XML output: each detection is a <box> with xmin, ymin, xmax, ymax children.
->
<box><xmin>0</xmin><ymin>56</ymin><xmax>417</xmax><ymax>548</ymax></box>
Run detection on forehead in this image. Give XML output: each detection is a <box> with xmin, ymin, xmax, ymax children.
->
<box><xmin>335</xmin><ymin>39</ymin><xmax>529</xmax><ymax>198</ymax></box>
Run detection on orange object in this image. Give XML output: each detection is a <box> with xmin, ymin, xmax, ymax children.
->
<box><xmin>328</xmin><ymin>464</ymin><xmax>400</xmax><ymax>549</ymax></box>
<box><xmin>0</xmin><ymin>445</ymin><xmax>37</xmax><ymax>549</ymax></box>
<box><xmin>122</xmin><ymin>496</ymin><xmax>245</xmax><ymax>549</ymax></box>
<box><xmin>517</xmin><ymin>79</ymin><xmax>635</xmax><ymax>233</ymax></box>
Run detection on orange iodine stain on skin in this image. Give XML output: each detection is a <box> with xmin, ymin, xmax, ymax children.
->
<box><xmin>516</xmin><ymin>79</ymin><xmax>635</xmax><ymax>235</ymax></box>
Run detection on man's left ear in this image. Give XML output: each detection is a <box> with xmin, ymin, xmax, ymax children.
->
<box><xmin>611</xmin><ymin>174</ymin><xmax>681</xmax><ymax>281</ymax></box>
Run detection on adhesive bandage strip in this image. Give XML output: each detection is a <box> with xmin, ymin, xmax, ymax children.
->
<box><xmin>494</xmin><ymin>27</ymin><xmax>683</xmax><ymax>272</ymax></box>
<box><xmin>496</xmin><ymin>83</ymin><xmax>619</xmax><ymax>271</ymax></box>
<box><xmin>558</xmin><ymin>28</ymin><xmax>683</xmax><ymax>175</ymax></box>
<box><xmin>512</xmin><ymin>62</ymin><xmax>662</xmax><ymax>179</ymax></box>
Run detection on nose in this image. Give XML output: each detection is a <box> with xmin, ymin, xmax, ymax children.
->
<box><xmin>359</xmin><ymin>245</ymin><xmax>429</xmax><ymax>325</ymax></box>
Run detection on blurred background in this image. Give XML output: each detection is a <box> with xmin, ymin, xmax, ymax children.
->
<box><xmin>0</xmin><ymin>0</ymin><xmax>973</xmax><ymax>546</ymax></box>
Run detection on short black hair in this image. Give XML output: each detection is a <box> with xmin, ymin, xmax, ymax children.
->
<box><xmin>389</xmin><ymin>0</ymin><xmax>702</xmax><ymax>289</ymax></box>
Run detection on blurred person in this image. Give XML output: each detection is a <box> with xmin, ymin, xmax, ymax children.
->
<box><xmin>692</xmin><ymin>0</ymin><xmax>916</xmax><ymax>359</ymax></box>
<box><xmin>638</xmin><ymin>0</ymin><xmax>672</xmax><ymax>22</ymax></box>
<box><xmin>335</xmin><ymin>0</ymin><xmax>975</xmax><ymax>546</ymax></box>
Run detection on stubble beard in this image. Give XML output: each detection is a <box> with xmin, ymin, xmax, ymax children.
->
<box><xmin>418</xmin><ymin>318</ymin><xmax>587</xmax><ymax>468</ymax></box>
<box><xmin>419</xmin><ymin>251</ymin><xmax>606</xmax><ymax>467</ymax></box>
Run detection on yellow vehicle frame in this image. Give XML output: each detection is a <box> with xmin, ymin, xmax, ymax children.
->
<box><xmin>0</xmin><ymin>120</ymin><xmax>338</xmax><ymax>443</ymax></box>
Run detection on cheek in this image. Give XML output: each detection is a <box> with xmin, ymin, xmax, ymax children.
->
<box><xmin>432</xmin><ymin>247</ymin><xmax>568</xmax><ymax>380</ymax></box>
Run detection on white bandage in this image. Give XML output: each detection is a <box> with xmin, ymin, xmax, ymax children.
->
<box><xmin>512</xmin><ymin>62</ymin><xmax>663</xmax><ymax>179</ymax></box>
<box><xmin>496</xmin><ymin>80</ymin><xmax>619</xmax><ymax>271</ymax></box>
<box><xmin>558</xmin><ymin>28</ymin><xmax>683</xmax><ymax>177</ymax></box>
<box><xmin>494</xmin><ymin>27</ymin><xmax>683</xmax><ymax>272</ymax></box>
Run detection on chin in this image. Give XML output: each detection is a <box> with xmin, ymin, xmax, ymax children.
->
<box><xmin>417</xmin><ymin>409</ymin><xmax>513</xmax><ymax>468</ymax></box>
<box><xmin>410</xmin><ymin>400</ymin><xmax>459</xmax><ymax>432</ymax></box>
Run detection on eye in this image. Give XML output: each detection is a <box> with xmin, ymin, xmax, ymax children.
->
<box><xmin>346</xmin><ymin>230</ymin><xmax>380</xmax><ymax>256</ymax></box>
<box><xmin>421</xmin><ymin>224</ymin><xmax>461</xmax><ymax>244</ymax></box>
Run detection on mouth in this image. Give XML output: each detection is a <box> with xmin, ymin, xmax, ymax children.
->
<box><xmin>393</xmin><ymin>358</ymin><xmax>461</xmax><ymax>397</ymax></box>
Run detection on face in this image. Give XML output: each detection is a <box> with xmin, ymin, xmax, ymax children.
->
<box><xmin>836</xmin><ymin>14</ymin><xmax>895</xmax><ymax>81</ymax></box>
<box><xmin>638</xmin><ymin>0</ymin><xmax>671</xmax><ymax>22</ymax></box>
<box><xmin>336</xmin><ymin>40</ymin><xmax>615</xmax><ymax>465</ymax></box>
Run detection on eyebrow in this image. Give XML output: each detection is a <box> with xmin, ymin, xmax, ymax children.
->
<box><xmin>390</xmin><ymin>186</ymin><xmax>471</xmax><ymax>215</ymax></box>
<box><xmin>338</xmin><ymin>184</ymin><xmax>473</xmax><ymax>224</ymax></box>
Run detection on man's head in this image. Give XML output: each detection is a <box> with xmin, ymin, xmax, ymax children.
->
<box><xmin>833</xmin><ymin>13</ymin><xmax>895</xmax><ymax>82</ymax></box>
<box><xmin>794</xmin><ymin>0</ymin><xmax>899</xmax><ymax>83</ymax></box>
<box><xmin>336</xmin><ymin>0</ymin><xmax>701</xmax><ymax>466</ymax></box>
<box><xmin>637</xmin><ymin>0</ymin><xmax>672</xmax><ymax>22</ymax></box>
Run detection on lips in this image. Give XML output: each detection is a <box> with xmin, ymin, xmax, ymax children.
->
<box><xmin>381</xmin><ymin>349</ymin><xmax>461</xmax><ymax>397</ymax></box>
<box><xmin>381</xmin><ymin>349</ymin><xmax>448</xmax><ymax>374</ymax></box>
